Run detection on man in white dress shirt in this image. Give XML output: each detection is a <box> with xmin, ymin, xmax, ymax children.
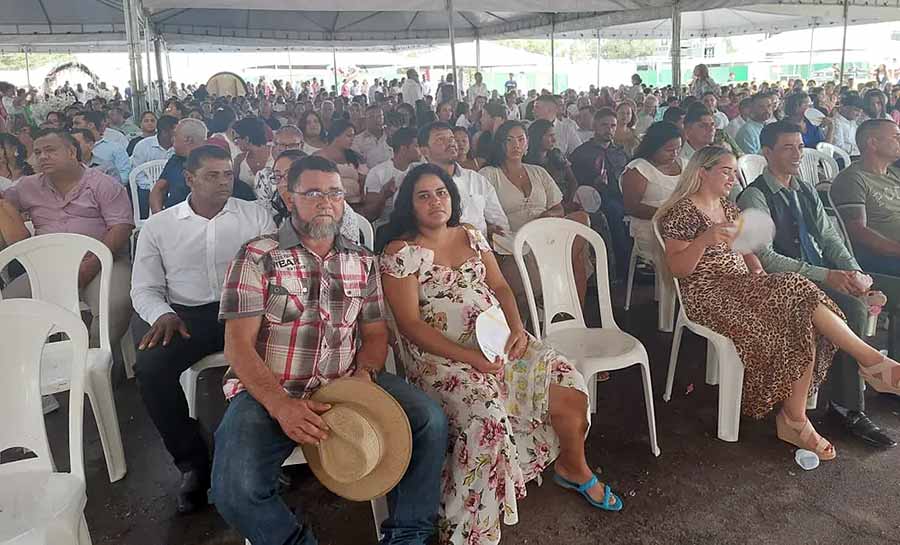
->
<box><xmin>351</xmin><ymin>105</ymin><xmax>393</xmax><ymax>168</ymax></box>
<box><xmin>131</xmin><ymin>144</ymin><xmax>275</xmax><ymax>514</ymax></box>
<box><xmin>400</xmin><ymin>69</ymin><xmax>424</xmax><ymax>107</ymax></box>
<box><xmin>533</xmin><ymin>94</ymin><xmax>582</xmax><ymax>157</ymax></box>
<box><xmin>467</xmin><ymin>72</ymin><xmax>490</xmax><ymax>105</ymax></box>
<box><xmin>130</xmin><ymin>115</ymin><xmax>177</xmax><ymax>217</ymax></box>
<box><xmin>361</xmin><ymin>127</ymin><xmax>420</xmax><ymax>230</ymax></box>
<box><xmin>417</xmin><ymin>122</ymin><xmax>510</xmax><ymax>238</ymax></box>
<box><xmin>833</xmin><ymin>92</ymin><xmax>864</xmax><ymax>158</ymax></box>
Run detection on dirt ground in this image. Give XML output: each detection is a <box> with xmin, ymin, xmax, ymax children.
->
<box><xmin>41</xmin><ymin>285</ymin><xmax>900</xmax><ymax>545</ymax></box>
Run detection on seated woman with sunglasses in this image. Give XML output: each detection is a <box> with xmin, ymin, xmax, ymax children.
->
<box><xmin>381</xmin><ymin>163</ymin><xmax>622</xmax><ymax>545</ymax></box>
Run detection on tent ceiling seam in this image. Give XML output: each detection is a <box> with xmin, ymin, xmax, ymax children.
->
<box><xmin>335</xmin><ymin>12</ymin><xmax>383</xmax><ymax>31</ymax></box>
<box><xmin>36</xmin><ymin>0</ymin><xmax>53</xmax><ymax>30</ymax></box>
<box><xmin>154</xmin><ymin>8</ymin><xmax>191</xmax><ymax>23</ymax></box>
<box><xmin>457</xmin><ymin>11</ymin><xmax>479</xmax><ymax>29</ymax></box>
<box><xmin>404</xmin><ymin>11</ymin><xmax>420</xmax><ymax>31</ymax></box>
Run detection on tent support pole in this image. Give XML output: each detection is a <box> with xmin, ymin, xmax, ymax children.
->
<box><xmin>287</xmin><ymin>48</ymin><xmax>293</xmax><ymax>87</ymax></box>
<box><xmin>447</xmin><ymin>0</ymin><xmax>459</xmax><ymax>101</ymax></box>
<box><xmin>332</xmin><ymin>47</ymin><xmax>339</xmax><ymax>94</ymax></box>
<box><xmin>550</xmin><ymin>15</ymin><xmax>556</xmax><ymax>93</ymax></box>
<box><xmin>807</xmin><ymin>25</ymin><xmax>815</xmax><ymax>80</ymax></box>
<box><xmin>838</xmin><ymin>0</ymin><xmax>849</xmax><ymax>86</ymax></box>
<box><xmin>475</xmin><ymin>33</ymin><xmax>481</xmax><ymax>74</ymax></box>
<box><xmin>164</xmin><ymin>39</ymin><xmax>172</xmax><ymax>88</ymax></box>
<box><xmin>671</xmin><ymin>2</ymin><xmax>682</xmax><ymax>94</ymax></box>
<box><xmin>24</xmin><ymin>47</ymin><xmax>31</xmax><ymax>88</ymax></box>
<box><xmin>123</xmin><ymin>0</ymin><xmax>145</xmax><ymax>116</ymax></box>
<box><xmin>596</xmin><ymin>32</ymin><xmax>601</xmax><ymax>88</ymax></box>
<box><xmin>153</xmin><ymin>36</ymin><xmax>165</xmax><ymax>109</ymax></box>
<box><xmin>144</xmin><ymin>22</ymin><xmax>154</xmax><ymax>111</ymax></box>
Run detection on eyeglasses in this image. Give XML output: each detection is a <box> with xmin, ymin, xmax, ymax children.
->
<box><xmin>291</xmin><ymin>189</ymin><xmax>346</xmax><ymax>201</ymax></box>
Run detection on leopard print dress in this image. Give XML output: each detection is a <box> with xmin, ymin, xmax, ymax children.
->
<box><xmin>660</xmin><ymin>197</ymin><xmax>844</xmax><ymax>419</ymax></box>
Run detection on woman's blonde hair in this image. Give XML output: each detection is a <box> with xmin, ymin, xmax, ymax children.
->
<box><xmin>653</xmin><ymin>146</ymin><xmax>735</xmax><ymax>223</ymax></box>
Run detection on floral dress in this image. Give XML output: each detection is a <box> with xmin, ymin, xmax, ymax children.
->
<box><xmin>381</xmin><ymin>227</ymin><xmax>587</xmax><ymax>545</ymax></box>
<box><xmin>659</xmin><ymin>197</ymin><xmax>842</xmax><ymax>418</ymax></box>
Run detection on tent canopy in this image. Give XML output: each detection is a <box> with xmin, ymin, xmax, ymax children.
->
<box><xmin>2</xmin><ymin>0</ymin><xmax>899</xmax><ymax>50</ymax></box>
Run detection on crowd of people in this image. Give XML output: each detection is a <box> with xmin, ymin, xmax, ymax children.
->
<box><xmin>1</xmin><ymin>60</ymin><xmax>900</xmax><ymax>545</ymax></box>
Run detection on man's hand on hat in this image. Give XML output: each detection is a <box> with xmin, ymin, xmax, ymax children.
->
<box><xmin>273</xmin><ymin>397</ymin><xmax>332</xmax><ymax>445</ymax></box>
<box><xmin>138</xmin><ymin>312</ymin><xmax>190</xmax><ymax>350</ymax></box>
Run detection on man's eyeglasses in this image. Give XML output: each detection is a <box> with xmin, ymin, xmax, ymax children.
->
<box><xmin>291</xmin><ymin>189</ymin><xmax>345</xmax><ymax>201</ymax></box>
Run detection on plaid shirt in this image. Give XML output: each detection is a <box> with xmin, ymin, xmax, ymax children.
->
<box><xmin>219</xmin><ymin>220</ymin><xmax>384</xmax><ymax>399</ymax></box>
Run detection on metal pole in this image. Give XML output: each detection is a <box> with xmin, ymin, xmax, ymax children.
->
<box><xmin>550</xmin><ymin>16</ymin><xmax>556</xmax><ymax>93</ymax></box>
<box><xmin>332</xmin><ymin>47</ymin><xmax>339</xmax><ymax>95</ymax></box>
<box><xmin>287</xmin><ymin>48</ymin><xmax>294</xmax><ymax>89</ymax></box>
<box><xmin>144</xmin><ymin>23</ymin><xmax>154</xmax><ymax>110</ymax></box>
<box><xmin>122</xmin><ymin>0</ymin><xmax>145</xmax><ymax>116</ymax></box>
<box><xmin>596</xmin><ymin>32</ymin><xmax>601</xmax><ymax>88</ymax></box>
<box><xmin>24</xmin><ymin>47</ymin><xmax>31</xmax><ymax>88</ymax></box>
<box><xmin>153</xmin><ymin>36</ymin><xmax>165</xmax><ymax>110</ymax></box>
<box><xmin>447</xmin><ymin>0</ymin><xmax>459</xmax><ymax>101</ymax></box>
<box><xmin>838</xmin><ymin>0</ymin><xmax>849</xmax><ymax>86</ymax></box>
<box><xmin>164</xmin><ymin>39</ymin><xmax>172</xmax><ymax>87</ymax></box>
<box><xmin>475</xmin><ymin>34</ymin><xmax>481</xmax><ymax>73</ymax></box>
<box><xmin>671</xmin><ymin>2</ymin><xmax>682</xmax><ymax>93</ymax></box>
<box><xmin>807</xmin><ymin>26</ymin><xmax>815</xmax><ymax>81</ymax></box>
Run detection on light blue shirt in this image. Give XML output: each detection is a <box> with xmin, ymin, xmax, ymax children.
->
<box><xmin>92</xmin><ymin>137</ymin><xmax>132</xmax><ymax>185</ymax></box>
<box><xmin>734</xmin><ymin>119</ymin><xmax>764</xmax><ymax>155</ymax></box>
<box><xmin>131</xmin><ymin>136</ymin><xmax>173</xmax><ymax>190</ymax></box>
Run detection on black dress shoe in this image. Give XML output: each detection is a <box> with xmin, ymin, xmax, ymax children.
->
<box><xmin>828</xmin><ymin>408</ymin><xmax>897</xmax><ymax>448</ymax></box>
<box><xmin>177</xmin><ymin>469</ymin><xmax>211</xmax><ymax>514</ymax></box>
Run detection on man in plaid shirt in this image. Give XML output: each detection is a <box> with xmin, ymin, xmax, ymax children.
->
<box><xmin>211</xmin><ymin>155</ymin><xmax>448</xmax><ymax>545</ymax></box>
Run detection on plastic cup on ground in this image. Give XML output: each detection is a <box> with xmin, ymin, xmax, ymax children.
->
<box><xmin>794</xmin><ymin>449</ymin><xmax>820</xmax><ymax>471</ymax></box>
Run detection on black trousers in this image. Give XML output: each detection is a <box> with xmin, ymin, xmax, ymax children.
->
<box><xmin>134</xmin><ymin>302</ymin><xmax>224</xmax><ymax>474</ymax></box>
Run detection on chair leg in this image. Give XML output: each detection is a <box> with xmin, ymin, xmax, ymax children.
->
<box><xmin>121</xmin><ymin>325</ymin><xmax>137</xmax><ymax>380</ymax></box>
<box><xmin>664</xmin><ymin>317</ymin><xmax>685</xmax><ymax>402</ymax></box>
<box><xmin>586</xmin><ymin>368</ymin><xmax>598</xmax><ymax>414</ymax></box>
<box><xmin>638</xmin><ymin>361</ymin><xmax>661</xmax><ymax>457</ymax></box>
<box><xmin>180</xmin><ymin>368</ymin><xmax>199</xmax><ymax>420</ymax></box>
<box><xmin>371</xmin><ymin>496</ymin><xmax>389</xmax><ymax>541</ymax></box>
<box><xmin>715</xmin><ymin>346</ymin><xmax>744</xmax><ymax>443</ymax></box>
<box><xmin>85</xmin><ymin>363</ymin><xmax>127</xmax><ymax>482</ymax></box>
<box><xmin>705</xmin><ymin>342</ymin><xmax>719</xmax><ymax>386</ymax></box>
<box><xmin>624</xmin><ymin>249</ymin><xmax>637</xmax><ymax>311</ymax></box>
<box><xmin>78</xmin><ymin>514</ymin><xmax>93</xmax><ymax>545</ymax></box>
<box><xmin>657</xmin><ymin>280</ymin><xmax>676</xmax><ymax>333</ymax></box>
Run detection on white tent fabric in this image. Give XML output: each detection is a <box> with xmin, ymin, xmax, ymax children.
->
<box><xmin>1</xmin><ymin>0</ymin><xmax>899</xmax><ymax>49</ymax></box>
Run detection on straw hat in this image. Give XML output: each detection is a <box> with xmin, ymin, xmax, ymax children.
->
<box><xmin>301</xmin><ymin>377</ymin><xmax>412</xmax><ymax>502</ymax></box>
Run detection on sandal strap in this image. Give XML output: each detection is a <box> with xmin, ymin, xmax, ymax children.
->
<box><xmin>577</xmin><ymin>475</ymin><xmax>599</xmax><ymax>494</ymax></box>
<box><xmin>602</xmin><ymin>484</ymin><xmax>614</xmax><ymax>508</ymax></box>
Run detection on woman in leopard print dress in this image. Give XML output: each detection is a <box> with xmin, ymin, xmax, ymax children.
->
<box><xmin>655</xmin><ymin>146</ymin><xmax>900</xmax><ymax>460</ymax></box>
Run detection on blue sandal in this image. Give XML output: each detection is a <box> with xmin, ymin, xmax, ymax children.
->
<box><xmin>553</xmin><ymin>473</ymin><xmax>623</xmax><ymax>512</ymax></box>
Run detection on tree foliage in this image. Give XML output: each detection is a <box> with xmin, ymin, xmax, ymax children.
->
<box><xmin>0</xmin><ymin>53</ymin><xmax>73</xmax><ymax>71</ymax></box>
<box><xmin>497</xmin><ymin>38</ymin><xmax>658</xmax><ymax>62</ymax></box>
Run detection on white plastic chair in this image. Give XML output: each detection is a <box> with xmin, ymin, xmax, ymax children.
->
<box><xmin>653</xmin><ymin>221</ymin><xmax>816</xmax><ymax>442</ymax></box>
<box><xmin>0</xmin><ymin>299</ymin><xmax>92</xmax><ymax>545</ymax></box>
<box><xmin>737</xmin><ymin>154</ymin><xmax>767</xmax><ymax>187</ymax></box>
<box><xmin>127</xmin><ymin>159</ymin><xmax>167</xmax><ymax>258</ymax></box>
<box><xmin>513</xmin><ymin>217</ymin><xmax>660</xmax><ymax>457</ymax></box>
<box><xmin>358</xmin><ymin>216</ymin><xmax>374</xmax><ymax>251</ymax></box>
<box><xmin>800</xmin><ymin>148</ymin><xmax>840</xmax><ymax>185</ymax></box>
<box><xmin>622</xmin><ymin>230</ymin><xmax>677</xmax><ymax>332</ymax></box>
<box><xmin>816</xmin><ymin>142</ymin><xmax>852</xmax><ymax>169</ymax></box>
<box><xmin>0</xmin><ymin>234</ymin><xmax>128</xmax><ymax>482</ymax></box>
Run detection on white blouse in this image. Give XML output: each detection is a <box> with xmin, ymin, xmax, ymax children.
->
<box><xmin>479</xmin><ymin>163</ymin><xmax>562</xmax><ymax>232</ymax></box>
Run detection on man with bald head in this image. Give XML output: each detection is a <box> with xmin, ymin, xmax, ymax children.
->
<box><xmin>832</xmin><ymin>119</ymin><xmax>900</xmax><ymax>282</ymax></box>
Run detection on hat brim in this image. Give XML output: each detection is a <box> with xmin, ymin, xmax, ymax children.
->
<box><xmin>301</xmin><ymin>377</ymin><xmax>412</xmax><ymax>502</ymax></box>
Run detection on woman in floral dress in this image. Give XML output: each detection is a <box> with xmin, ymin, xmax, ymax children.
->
<box><xmin>656</xmin><ymin>146</ymin><xmax>900</xmax><ymax>459</ymax></box>
<box><xmin>381</xmin><ymin>164</ymin><xmax>623</xmax><ymax>545</ymax></box>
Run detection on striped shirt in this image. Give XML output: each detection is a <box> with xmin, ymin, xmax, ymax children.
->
<box><xmin>219</xmin><ymin>220</ymin><xmax>384</xmax><ymax>398</ymax></box>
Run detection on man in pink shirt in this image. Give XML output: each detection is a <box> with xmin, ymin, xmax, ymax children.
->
<box><xmin>3</xmin><ymin>128</ymin><xmax>135</xmax><ymax>346</ymax></box>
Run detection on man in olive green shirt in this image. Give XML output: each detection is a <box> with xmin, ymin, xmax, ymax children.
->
<box><xmin>738</xmin><ymin>121</ymin><xmax>896</xmax><ymax>448</ymax></box>
<box><xmin>831</xmin><ymin>119</ymin><xmax>900</xmax><ymax>276</ymax></box>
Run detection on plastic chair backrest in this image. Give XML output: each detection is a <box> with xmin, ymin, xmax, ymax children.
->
<box><xmin>0</xmin><ymin>233</ymin><xmax>113</xmax><ymax>350</ymax></box>
<box><xmin>128</xmin><ymin>159</ymin><xmax>168</xmax><ymax>225</ymax></box>
<box><xmin>821</xmin><ymin>185</ymin><xmax>855</xmax><ymax>256</ymax></box>
<box><xmin>0</xmin><ymin>299</ymin><xmax>89</xmax><ymax>481</ymax></box>
<box><xmin>358</xmin><ymin>217</ymin><xmax>374</xmax><ymax>251</ymax></box>
<box><xmin>816</xmin><ymin>142</ymin><xmax>851</xmax><ymax>168</ymax></box>
<box><xmin>651</xmin><ymin>218</ymin><xmax>687</xmax><ymax>308</ymax></box>
<box><xmin>800</xmin><ymin>148</ymin><xmax>839</xmax><ymax>185</ymax></box>
<box><xmin>513</xmin><ymin>217</ymin><xmax>618</xmax><ymax>338</ymax></box>
<box><xmin>737</xmin><ymin>154</ymin><xmax>767</xmax><ymax>186</ymax></box>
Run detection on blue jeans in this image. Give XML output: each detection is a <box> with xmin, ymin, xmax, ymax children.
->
<box><xmin>211</xmin><ymin>373</ymin><xmax>448</xmax><ymax>545</ymax></box>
